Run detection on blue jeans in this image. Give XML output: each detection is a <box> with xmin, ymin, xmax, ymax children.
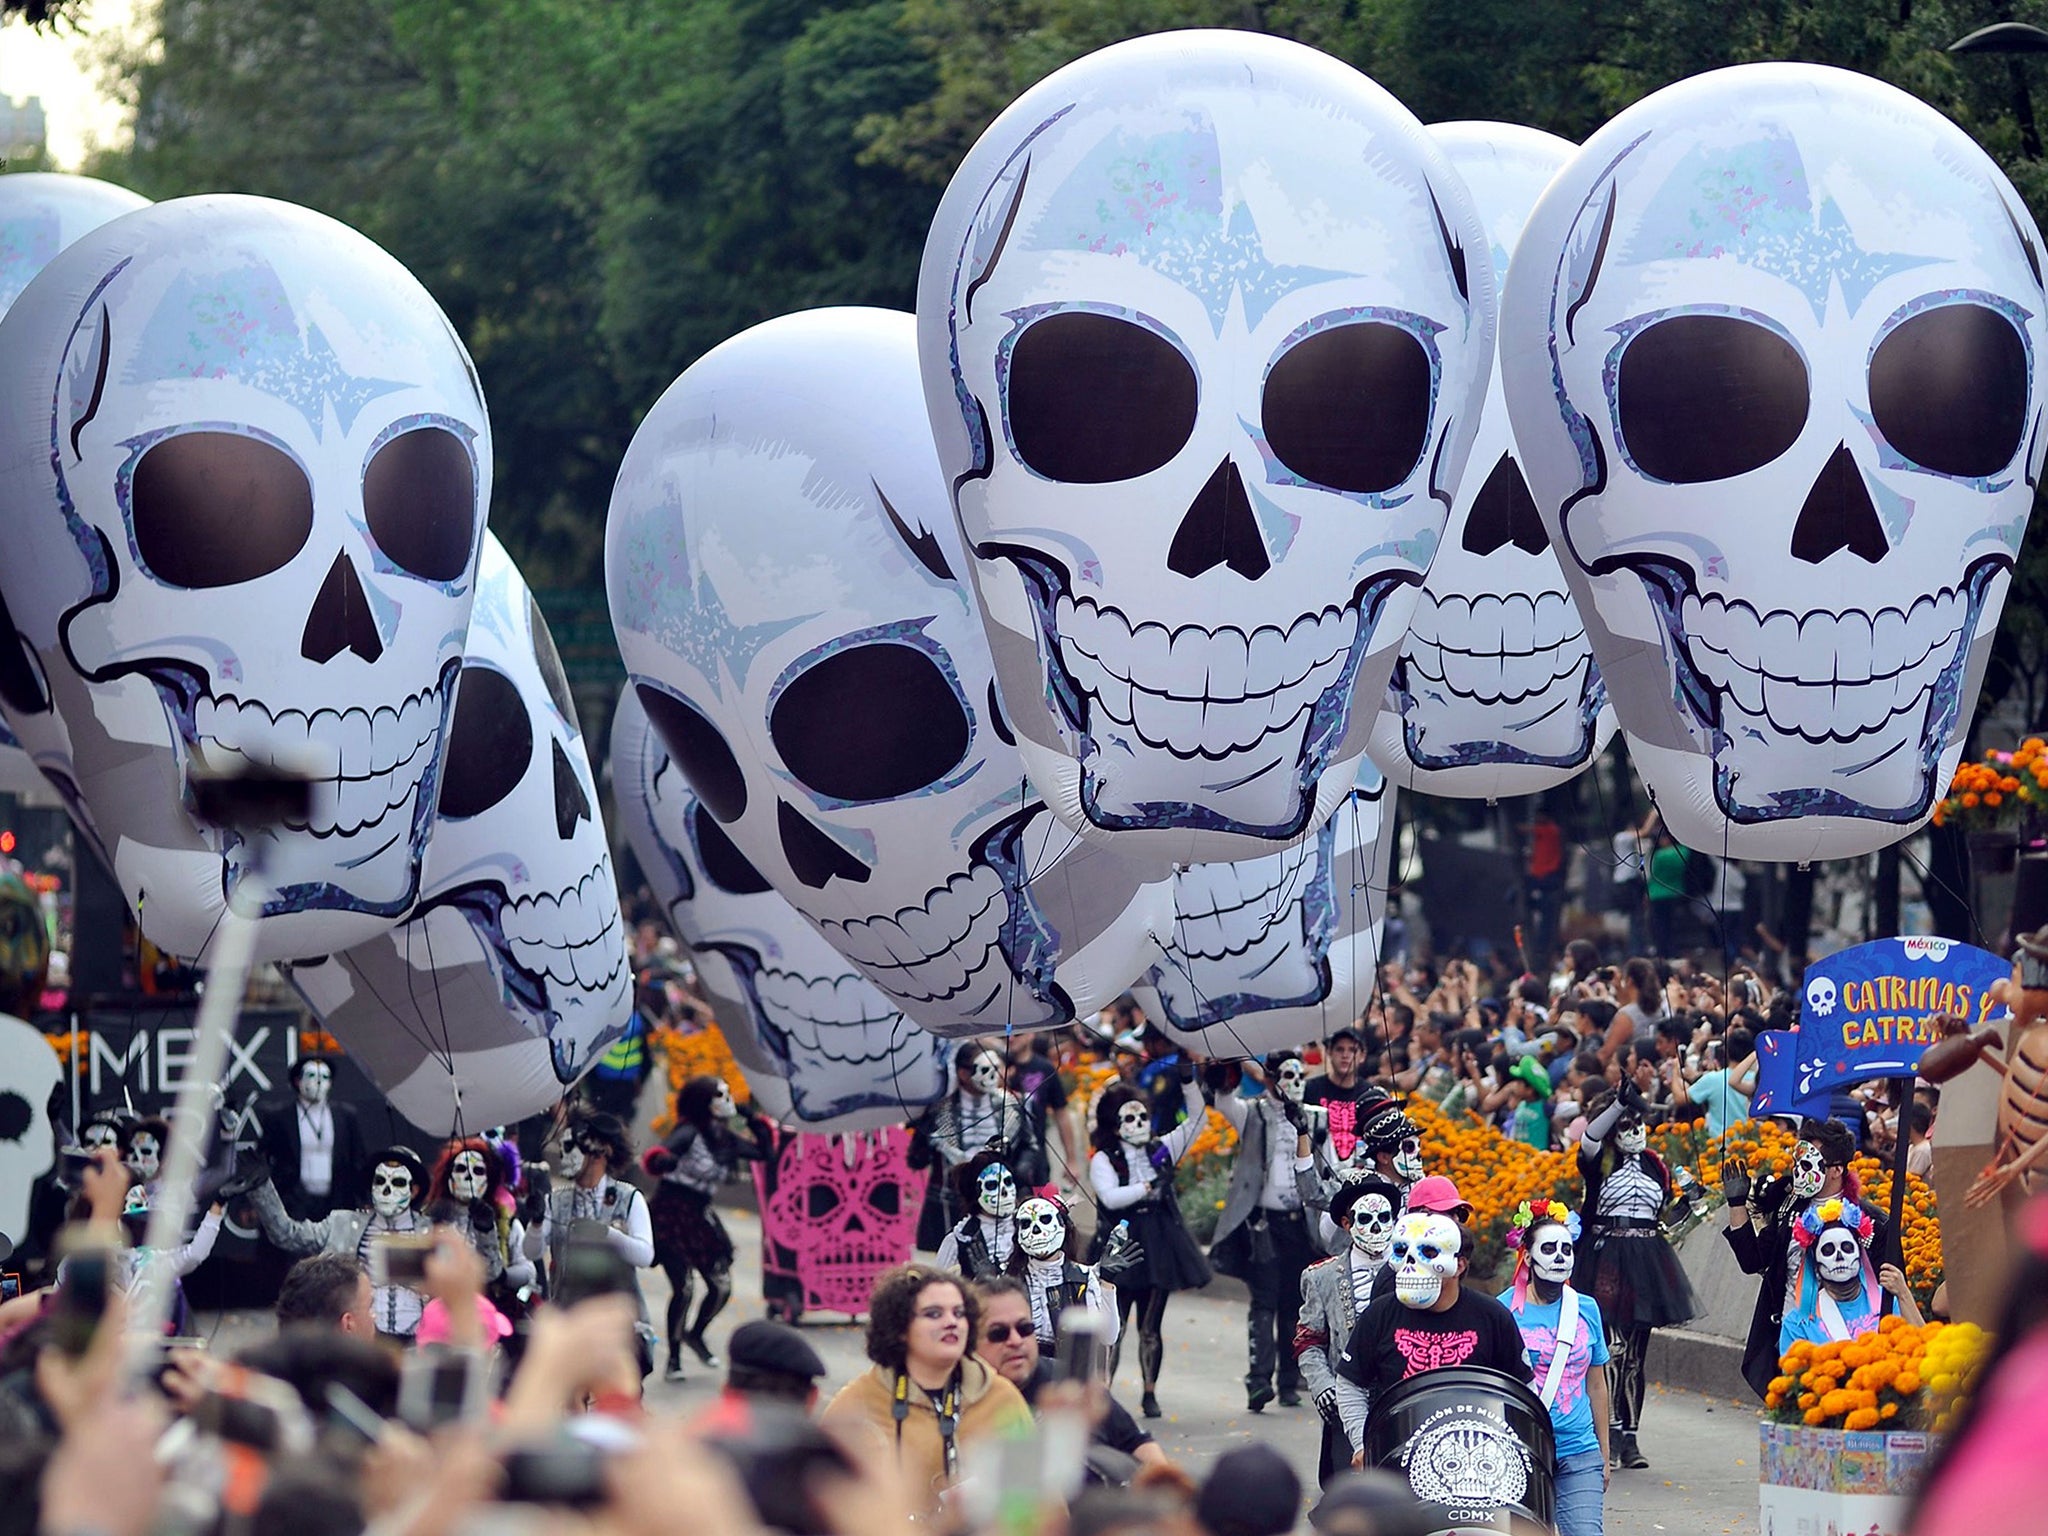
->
<box><xmin>1553</xmin><ymin>1448</ymin><xmax>1606</xmax><ymax>1536</ymax></box>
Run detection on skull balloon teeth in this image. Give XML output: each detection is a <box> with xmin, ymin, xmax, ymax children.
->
<box><xmin>1394</xmin><ymin>587</ymin><xmax>1606</xmax><ymax>768</ymax></box>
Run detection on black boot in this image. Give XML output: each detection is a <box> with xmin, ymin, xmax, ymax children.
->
<box><xmin>685</xmin><ymin>1329</ymin><xmax>719</xmax><ymax>1367</ymax></box>
<box><xmin>1619</xmin><ymin>1432</ymin><xmax>1648</xmax><ymax>1470</ymax></box>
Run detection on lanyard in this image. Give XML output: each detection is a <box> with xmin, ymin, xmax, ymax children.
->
<box><xmin>892</xmin><ymin>1370</ymin><xmax>963</xmax><ymax>1480</ymax></box>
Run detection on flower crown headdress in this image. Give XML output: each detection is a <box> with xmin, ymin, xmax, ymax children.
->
<box><xmin>1506</xmin><ymin>1197</ymin><xmax>1581</xmax><ymax>1251</ymax></box>
<box><xmin>1793</xmin><ymin>1196</ymin><xmax>1875</xmax><ymax>1250</ymax></box>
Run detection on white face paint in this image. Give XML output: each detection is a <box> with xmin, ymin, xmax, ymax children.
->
<box><xmin>712</xmin><ymin>1081</ymin><xmax>738</xmax><ymax>1119</ymax></box>
<box><xmin>1117</xmin><ymin>1100</ymin><xmax>1153</xmax><ymax>1148</ymax></box>
<box><xmin>1016</xmin><ymin>1197</ymin><xmax>1067</xmax><ymax>1259</ymax></box>
<box><xmin>369</xmin><ymin>1162</ymin><xmax>414</xmax><ymax>1219</ymax></box>
<box><xmin>297</xmin><ymin>1061</ymin><xmax>332</xmax><ymax>1106</ymax></box>
<box><xmin>81</xmin><ymin>1121</ymin><xmax>120</xmax><ymax>1152</ymax></box>
<box><xmin>554</xmin><ymin>1140</ymin><xmax>585</xmax><ymax>1181</ymax></box>
<box><xmin>969</xmin><ymin>1054</ymin><xmax>1005</xmax><ymax>1097</ymax></box>
<box><xmin>1276</xmin><ymin>1059</ymin><xmax>1308</xmax><ymax>1103</ymax></box>
<box><xmin>1815</xmin><ymin>1227</ymin><xmax>1863</xmax><ymax>1285</ymax></box>
<box><xmin>448</xmin><ymin>1149</ymin><xmax>489</xmax><ymax>1202</ymax></box>
<box><xmin>1391</xmin><ymin>1211</ymin><xmax>1462</xmax><ymax>1308</ymax></box>
<box><xmin>1350</xmin><ymin>1192</ymin><xmax>1397</xmax><ymax>1263</ymax></box>
<box><xmin>1530</xmin><ymin>1223</ymin><xmax>1575</xmax><ymax>1285</ymax></box>
<box><xmin>1792</xmin><ymin>1141</ymin><xmax>1826</xmax><ymax>1201</ymax></box>
<box><xmin>1615</xmin><ymin>1124</ymin><xmax>1647</xmax><ymax>1157</ymax></box>
<box><xmin>976</xmin><ymin>1162</ymin><xmax>1018</xmax><ymax>1219</ymax></box>
<box><xmin>125</xmin><ymin>1131</ymin><xmax>161</xmax><ymax>1183</ymax></box>
<box><xmin>1392</xmin><ymin>1135</ymin><xmax>1425</xmax><ymax>1184</ymax></box>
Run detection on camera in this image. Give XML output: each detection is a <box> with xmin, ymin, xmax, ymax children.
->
<box><xmin>554</xmin><ymin>1221</ymin><xmax>635</xmax><ymax>1305</ymax></box>
<box><xmin>52</xmin><ymin>1243</ymin><xmax>114</xmax><ymax>1356</ymax></box>
<box><xmin>1056</xmin><ymin>1306</ymin><xmax>1108</xmax><ymax>1384</ymax></box>
<box><xmin>369</xmin><ymin>1232</ymin><xmax>436</xmax><ymax>1288</ymax></box>
<box><xmin>501</xmin><ymin>1442</ymin><xmax>610</xmax><ymax>1509</ymax></box>
<box><xmin>397</xmin><ymin>1348</ymin><xmax>488</xmax><ymax>1432</ymax></box>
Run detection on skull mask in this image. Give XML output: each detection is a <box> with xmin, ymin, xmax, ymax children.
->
<box><xmin>610</xmin><ymin>688</ymin><xmax>952</xmax><ymax>1131</ymax></box>
<box><xmin>712</xmin><ymin>1081</ymin><xmax>738</xmax><ymax>1119</ymax></box>
<box><xmin>922</xmin><ymin>32</ymin><xmax>1493</xmax><ymax>859</ymax></box>
<box><xmin>1814</xmin><ymin>1224</ymin><xmax>1864</xmax><ymax>1286</ymax></box>
<box><xmin>0</xmin><ymin>1016</ymin><xmax>61</xmax><ymax>1247</ymax></box>
<box><xmin>608</xmin><ymin>307</ymin><xmax>1169</xmax><ymax>1036</ymax></box>
<box><xmin>1504</xmin><ymin>66</ymin><xmax>2048</xmax><ymax>859</ymax></box>
<box><xmin>369</xmin><ymin>1161</ymin><xmax>415</xmax><ymax>1220</ymax></box>
<box><xmin>80</xmin><ymin>1117</ymin><xmax>121</xmax><ymax>1153</ymax></box>
<box><xmin>1529</xmin><ymin>1221</ymin><xmax>1575</xmax><ymax>1285</ymax></box>
<box><xmin>1135</xmin><ymin>763</ymin><xmax>1398</xmax><ymax>1054</ymax></box>
<box><xmin>1791</xmin><ymin>1140</ymin><xmax>1827</xmax><ymax>1201</ymax></box>
<box><xmin>976</xmin><ymin>1161</ymin><xmax>1018</xmax><ymax>1218</ymax></box>
<box><xmin>1016</xmin><ymin>1196</ymin><xmax>1067</xmax><ymax>1259</ymax></box>
<box><xmin>281</xmin><ymin>535</ymin><xmax>631</xmax><ymax>1130</ymax></box>
<box><xmin>1392</xmin><ymin>1136</ymin><xmax>1425</xmax><ymax>1185</ymax></box>
<box><xmin>1275</xmin><ymin>1058</ymin><xmax>1308</xmax><ymax>1104</ymax></box>
<box><xmin>1117</xmin><ymin>1100</ymin><xmax>1153</xmax><ymax>1148</ymax></box>
<box><xmin>1371</xmin><ymin>123</ymin><xmax>1617</xmax><ymax>797</ymax></box>
<box><xmin>0</xmin><ymin>195</ymin><xmax>492</xmax><ymax>962</ymax></box>
<box><xmin>553</xmin><ymin>1138</ymin><xmax>585</xmax><ymax>1182</ymax></box>
<box><xmin>124</xmin><ymin>1129</ymin><xmax>161</xmax><ymax>1183</ymax></box>
<box><xmin>1349</xmin><ymin>1191</ymin><xmax>1397</xmax><ymax>1263</ymax></box>
<box><xmin>1805</xmin><ymin>976</ymin><xmax>1838</xmax><ymax>1018</ymax></box>
<box><xmin>1615</xmin><ymin>1122</ymin><xmax>1647</xmax><ymax>1157</ymax></box>
<box><xmin>969</xmin><ymin>1052</ymin><xmax>1005</xmax><ymax>1098</ymax></box>
<box><xmin>447</xmin><ymin>1149</ymin><xmax>489</xmax><ymax>1203</ymax></box>
<box><xmin>1391</xmin><ymin>1211</ymin><xmax>1463</xmax><ymax>1308</ymax></box>
<box><xmin>296</xmin><ymin>1060</ymin><xmax>331</xmax><ymax>1107</ymax></box>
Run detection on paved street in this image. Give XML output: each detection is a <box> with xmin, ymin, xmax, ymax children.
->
<box><xmin>647</xmin><ymin>1210</ymin><xmax>1762</xmax><ymax>1535</ymax></box>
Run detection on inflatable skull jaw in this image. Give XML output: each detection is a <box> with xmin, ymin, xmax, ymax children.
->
<box><xmin>926</xmin><ymin>33</ymin><xmax>1493</xmax><ymax>860</ymax></box>
<box><xmin>21</xmin><ymin>199</ymin><xmax>491</xmax><ymax>960</ymax></box>
<box><xmin>609</xmin><ymin>309</ymin><xmax>1167</xmax><ymax>1037</ymax></box>
<box><xmin>1016</xmin><ymin>1197</ymin><xmax>1067</xmax><ymax>1260</ymax></box>
<box><xmin>1391</xmin><ymin>1211</ymin><xmax>1464</xmax><ymax>1308</ymax></box>
<box><xmin>1509</xmin><ymin>71</ymin><xmax>2048</xmax><ymax>856</ymax></box>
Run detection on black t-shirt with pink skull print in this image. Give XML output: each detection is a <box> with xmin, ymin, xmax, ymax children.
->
<box><xmin>1335</xmin><ymin>1287</ymin><xmax>1533</xmax><ymax>1402</ymax></box>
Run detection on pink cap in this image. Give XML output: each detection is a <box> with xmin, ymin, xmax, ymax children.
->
<box><xmin>1405</xmin><ymin>1175</ymin><xmax>1466</xmax><ymax>1215</ymax></box>
<box><xmin>415</xmin><ymin>1293</ymin><xmax>514</xmax><ymax>1347</ymax></box>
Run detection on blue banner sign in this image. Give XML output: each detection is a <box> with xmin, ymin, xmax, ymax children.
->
<box><xmin>1790</xmin><ymin>936</ymin><xmax>2007</xmax><ymax>1100</ymax></box>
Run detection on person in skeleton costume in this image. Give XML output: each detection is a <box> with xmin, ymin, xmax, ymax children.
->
<box><xmin>1011</xmin><ymin>1190</ymin><xmax>1123</xmax><ymax>1352</ymax></box>
<box><xmin>1294</xmin><ymin>1176</ymin><xmax>1404</xmax><ymax>1488</ymax></box>
<box><xmin>1210</xmin><ymin>1052</ymin><xmax>1318</xmax><ymax>1411</ymax></box>
<box><xmin>1298</xmin><ymin>1088</ymin><xmax>1427</xmax><ymax>1252</ymax></box>
<box><xmin>1779</xmin><ymin>1198</ymin><xmax>1921</xmax><ymax>1354</ymax></box>
<box><xmin>1575</xmin><ymin>1088</ymin><xmax>1699</xmax><ymax>1470</ymax></box>
<box><xmin>1333</xmin><ymin>1199</ymin><xmax>1532</xmax><ymax>1464</ymax></box>
<box><xmin>429</xmin><ymin>1135</ymin><xmax>535</xmax><ymax>1295</ymax></box>
<box><xmin>643</xmin><ymin>1078</ymin><xmax>768</xmax><ymax>1377</ymax></box>
<box><xmin>1089</xmin><ymin>1075</ymin><xmax>1211</xmax><ymax>1418</ymax></box>
<box><xmin>247</xmin><ymin>1145</ymin><xmax>432</xmax><ymax>1340</ymax></box>
<box><xmin>77</xmin><ymin>1109</ymin><xmax>129</xmax><ymax>1158</ymax></box>
<box><xmin>528</xmin><ymin>1111</ymin><xmax>655</xmax><ymax>1369</ymax></box>
<box><xmin>261</xmin><ymin>1057</ymin><xmax>366</xmax><ymax>1221</ymax></box>
<box><xmin>113</xmin><ymin>1181</ymin><xmax>225</xmax><ymax>1336</ymax></box>
<box><xmin>120</xmin><ymin>1116</ymin><xmax>169</xmax><ymax>1191</ymax></box>
<box><xmin>935</xmin><ymin>1147</ymin><xmax>1023</xmax><ymax>1281</ymax></box>
<box><xmin>1501</xmin><ymin>1200</ymin><xmax>1611</xmax><ymax>1536</ymax></box>
<box><xmin>922</xmin><ymin>1043</ymin><xmax>1041</xmax><ymax>1247</ymax></box>
<box><xmin>1723</xmin><ymin>1115</ymin><xmax>1882</xmax><ymax>1400</ymax></box>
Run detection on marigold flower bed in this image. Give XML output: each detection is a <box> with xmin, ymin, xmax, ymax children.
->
<box><xmin>1766</xmin><ymin>1317</ymin><xmax>1989</xmax><ymax>1431</ymax></box>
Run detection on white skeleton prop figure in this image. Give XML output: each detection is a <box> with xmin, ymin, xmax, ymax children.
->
<box><xmin>1370</xmin><ymin>123</ymin><xmax>1617</xmax><ymax>797</ymax></box>
<box><xmin>918</xmin><ymin>32</ymin><xmax>1495</xmax><ymax>863</ymax></box>
<box><xmin>0</xmin><ymin>195</ymin><xmax>492</xmax><ymax>962</ymax></box>
<box><xmin>0</xmin><ymin>175</ymin><xmax>151</xmax><ymax>811</ymax></box>
<box><xmin>283</xmin><ymin>535</ymin><xmax>631</xmax><ymax>1131</ymax></box>
<box><xmin>248</xmin><ymin>1146</ymin><xmax>432</xmax><ymax>1338</ymax></box>
<box><xmin>1390</xmin><ymin>1210</ymin><xmax>1464</xmax><ymax>1309</ymax></box>
<box><xmin>1501</xmin><ymin>66</ymin><xmax>2048</xmax><ymax>861</ymax></box>
<box><xmin>610</xmin><ymin>688</ymin><xmax>951</xmax><ymax>1132</ymax></box>
<box><xmin>607</xmin><ymin>307</ymin><xmax>1171</xmax><ymax>1037</ymax></box>
<box><xmin>1136</xmin><ymin>761</ymin><xmax>1396</xmax><ymax>1054</ymax></box>
<box><xmin>0</xmin><ymin>1015</ymin><xmax>61</xmax><ymax>1249</ymax></box>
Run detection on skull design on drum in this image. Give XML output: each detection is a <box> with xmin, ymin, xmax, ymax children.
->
<box><xmin>920</xmin><ymin>32</ymin><xmax>1493</xmax><ymax>857</ymax></box>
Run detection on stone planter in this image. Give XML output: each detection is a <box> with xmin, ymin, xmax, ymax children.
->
<box><xmin>1758</xmin><ymin>1422</ymin><xmax>1935</xmax><ymax>1536</ymax></box>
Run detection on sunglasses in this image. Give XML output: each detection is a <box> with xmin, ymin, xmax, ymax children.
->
<box><xmin>983</xmin><ymin>1320</ymin><xmax>1037</xmax><ymax>1344</ymax></box>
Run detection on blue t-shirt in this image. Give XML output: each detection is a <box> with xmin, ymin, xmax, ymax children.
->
<box><xmin>1687</xmin><ymin>1068</ymin><xmax>1751</xmax><ymax>1138</ymax></box>
<box><xmin>1779</xmin><ymin>1286</ymin><xmax>1878</xmax><ymax>1355</ymax></box>
<box><xmin>1501</xmin><ymin>1287</ymin><xmax>1610</xmax><ymax>1459</ymax></box>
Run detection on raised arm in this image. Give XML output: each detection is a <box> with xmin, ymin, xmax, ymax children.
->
<box><xmin>1162</xmin><ymin>1078</ymin><xmax>1208</xmax><ymax>1164</ymax></box>
<box><xmin>245</xmin><ymin>1178</ymin><xmax>331</xmax><ymax>1257</ymax></box>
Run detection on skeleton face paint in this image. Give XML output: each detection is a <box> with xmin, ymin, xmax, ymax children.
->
<box><xmin>712</xmin><ymin>1081</ymin><xmax>738</xmax><ymax>1120</ymax></box>
<box><xmin>1391</xmin><ymin>1211</ymin><xmax>1462</xmax><ymax>1308</ymax></box>
<box><xmin>1016</xmin><ymin>1197</ymin><xmax>1067</xmax><ymax>1259</ymax></box>
<box><xmin>1350</xmin><ymin>1192</ymin><xmax>1397</xmax><ymax>1263</ymax></box>
<box><xmin>1392</xmin><ymin>1136</ymin><xmax>1425</xmax><ymax>1184</ymax></box>
<box><xmin>369</xmin><ymin>1162</ymin><xmax>414</xmax><ymax>1219</ymax></box>
<box><xmin>921</xmin><ymin>33</ymin><xmax>1494</xmax><ymax>860</ymax></box>
<box><xmin>976</xmin><ymin>1162</ymin><xmax>1018</xmax><ymax>1218</ymax></box>
<box><xmin>1530</xmin><ymin>1223</ymin><xmax>1575</xmax><ymax>1285</ymax></box>
<box><xmin>448</xmin><ymin>1150</ymin><xmax>488</xmax><ymax>1202</ymax></box>
<box><xmin>297</xmin><ymin>1061</ymin><xmax>332</xmax><ymax>1107</ymax></box>
<box><xmin>1815</xmin><ymin>1225</ymin><xmax>1862</xmax><ymax>1286</ymax></box>
<box><xmin>1502</xmin><ymin>66</ymin><xmax>2048</xmax><ymax>860</ymax></box>
<box><xmin>553</xmin><ymin>1139</ymin><xmax>585</xmax><ymax>1181</ymax></box>
<box><xmin>1615</xmin><ymin>1124</ymin><xmax>1647</xmax><ymax>1157</ymax></box>
<box><xmin>969</xmin><ymin>1054</ymin><xmax>1005</xmax><ymax>1098</ymax></box>
<box><xmin>1117</xmin><ymin>1101</ymin><xmax>1153</xmax><ymax>1148</ymax></box>
<box><xmin>1276</xmin><ymin>1059</ymin><xmax>1308</xmax><ymax>1103</ymax></box>
<box><xmin>125</xmin><ymin>1131</ymin><xmax>161</xmax><ymax>1183</ymax></box>
<box><xmin>81</xmin><ymin>1120</ymin><xmax>120</xmax><ymax>1152</ymax></box>
<box><xmin>1792</xmin><ymin>1141</ymin><xmax>1826</xmax><ymax>1201</ymax></box>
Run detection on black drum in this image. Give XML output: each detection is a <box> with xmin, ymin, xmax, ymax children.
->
<box><xmin>1361</xmin><ymin>1366</ymin><xmax>1557</xmax><ymax>1535</ymax></box>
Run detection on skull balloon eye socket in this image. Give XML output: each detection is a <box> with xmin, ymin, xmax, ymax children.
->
<box><xmin>637</xmin><ymin>683</ymin><xmax>748</xmax><ymax>824</ymax></box>
<box><xmin>130</xmin><ymin>431</ymin><xmax>314</xmax><ymax>589</ymax></box>
<box><xmin>1869</xmin><ymin>303</ymin><xmax>2030</xmax><ymax>478</ymax></box>
<box><xmin>1006</xmin><ymin>311</ymin><xmax>1197</xmax><ymax>483</ymax></box>
<box><xmin>528</xmin><ymin>595</ymin><xmax>580</xmax><ymax>733</ymax></box>
<box><xmin>438</xmin><ymin>665</ymin><xmax>531</xmax><ymax>819</ymax></box>
<box><xmin>363</xmin><ymin>426</ymin><xmax>476</xmax><ymax>582</ymax></box>
<box><xmin>688</xmin><ymin>803</ymin><xmax>771</xmax><ymax>895</ymax></box>
<box><xmin>1614</xmin><ymin>314</ymin><xmax>1808</xmax><ymax>484</ymax></box>
<box><xmin>1261</xmin><ymin>323</ymin><xmax>1433</xmax><ymax>494</ymax></box>
<box><xmin>769</xmin><ymin>643</ymin><xmax>968</xmax><ymax>803</ymax></box>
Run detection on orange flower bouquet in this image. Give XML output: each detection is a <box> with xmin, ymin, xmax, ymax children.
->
<box><xmin>649</xmin><ymin>1017</ymin><xmax>750</xmax><ymax>1134</ymax></box>
<box><xmin>1765</xmin><ymin>1318</ymin><xmax>1988</xmax><ymax>1432</ymax></box>
<box><xmin>1933</xmin><ymin>737</ymin><xmax>2048</xmax><ymax>832</ymax></box>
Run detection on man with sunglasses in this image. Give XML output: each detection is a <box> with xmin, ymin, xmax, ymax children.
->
<box><xmin>973</xmin><ymin>1279</ymin><xmax>1165</xmax><ymax>1474</ymax></box>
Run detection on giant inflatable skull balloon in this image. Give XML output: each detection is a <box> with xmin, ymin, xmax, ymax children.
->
<box><xmin>1133</xmin><ymin>760</ymin><xmax>1397</xmax><ymax>1054</ymax></box>
<box><xmin>0</xmin><ymin>195</ymin><xmax>491</xmax><ymax>959</ymax></box>
<box><xmin>607</xmin><ymin>307</ymin><xmax>1171</xmax><ymax>1037</ymax></box>
<box><xmin>1369</xmin><ymin>124</ymin><xmax>1616</xmax><ymax>797</ymax></box>
<box><xmin>611</xmin><ymin>687</ymin><xmax>949</xmax><ymax>1132</ymax></box>
<box><xmin>0</xmin><ymin>1015</ymin><xmax>61</xmax><ymax>1252</ymax></box>
<box><xmin>1501</xmin><ymin>66</ymin><xmax>2048</xmax><ymax>860</ymax></box>
<box><xmin>281</xmin><ymin>535</ymin><xmax>629</xmax><ymax>1132</ymax></box>
<box><xmin>0</xmin><ymin>174</ymin><xmax>151</xmax><ymax>822</ymax></box>
<box><xmin>917</xmin><ymin>31</ymin><xmax>1494</xmax><ymax>863</ymax></box>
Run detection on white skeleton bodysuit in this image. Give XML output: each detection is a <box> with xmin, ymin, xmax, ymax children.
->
<box><xmin>1596</xmin><ymin>1160</ymin><xmax>1665</xmax><ymax>1222</ymax></box>
<box><xmin>248</xmin><ymin>1180</ymin><xmax>429</xmax><ymax>1337</ymax></box>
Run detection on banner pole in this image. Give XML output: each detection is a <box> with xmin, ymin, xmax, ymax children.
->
<box><xmin>1882</xmin><ymin>1073</ymin><xmax>1913</xmax><ymax>1314</ymax></box>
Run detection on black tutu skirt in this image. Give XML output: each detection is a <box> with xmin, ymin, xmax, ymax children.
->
<box><xmin>1582</xmin><ymin>1225</ymin><xmax>1699</xmax><ymax>1331</ymax></box>
<box><xmin>651</xmin><ymin>1182</ymin><xmax>733</xmax><ymax>1272</ymax></box>
<box><xmin>1103</xmin><ymin>1196</ymin><xmax>1211</xmax><ymax>1294</ymax></box>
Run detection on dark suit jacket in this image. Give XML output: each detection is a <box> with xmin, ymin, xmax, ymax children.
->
<box><xmin>260</xmin><ymin>1095</ymin><xmax>367</xmax><ymax>1219</ymax></box>
<box><xmin>1723</xmin><ymin>1173</ymin><xmax>1890</xmax><ymax>1400</ymax></box>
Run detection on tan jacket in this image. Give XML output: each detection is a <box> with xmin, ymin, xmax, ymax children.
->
<box><xmin>822</xmin><ymin>1357</ymin><xmax>1032</xmax><ymax>1516</ymax></box>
